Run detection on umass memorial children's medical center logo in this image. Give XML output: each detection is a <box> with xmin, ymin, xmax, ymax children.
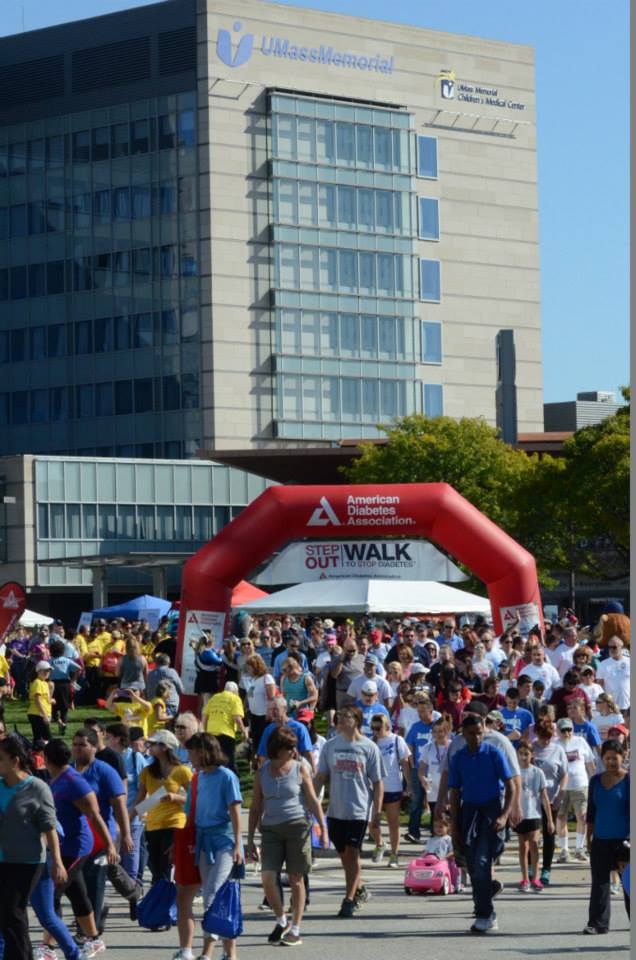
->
<box><xmin>215</xmin><ymin>22</ymin><xmax>395</xmax><ymax>74</ymax></box>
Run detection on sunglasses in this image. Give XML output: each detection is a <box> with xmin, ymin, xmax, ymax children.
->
<box><xmin>371</xmin><ymin>725</ymin><xmax>383</xmax><ymax>731</ymax></box>
<box><xmin>609</xmin><ymin>646</ymin><xmax>621</xmax><ymax>651</ymax></box>
<box><xmin>175</xmin><ymin>725</ymin><xmax>187</xmax><ymax>730</ymax></box>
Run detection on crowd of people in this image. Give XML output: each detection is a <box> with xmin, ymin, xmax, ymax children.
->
<box><xmin>0</xmin><ymin>604</ymin><xmax>629</xmax><ymax>958</ymax></box>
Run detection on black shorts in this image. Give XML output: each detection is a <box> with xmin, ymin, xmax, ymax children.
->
<box><xmin>194</xmin><ymin>670</ymin><xmax>219</xmax><ymax>694</ymax></box>
<box><xmin>514</xmin><ymin>817</ymin><xmax>541</xmax><ymax>835</ymax></box>
<box><xmin>327</xmin><ymin>817</ymin><xmax>368</xmax><ymax>853</ymax></box>
<box><xmin>383</xmin><ymin>791</ymin><xmax>403</xmax><ymax>806</ymax></box>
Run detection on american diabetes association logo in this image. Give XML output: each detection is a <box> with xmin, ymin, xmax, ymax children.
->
<box><xmin>307</xmin><ymin>495</ymin><xmax>416</xmax><ymax>528</ymax></box>
<box><xmin>437</xmin><ymin>69</ymin><xmax>456</xmax><ymax>99</ymax></box>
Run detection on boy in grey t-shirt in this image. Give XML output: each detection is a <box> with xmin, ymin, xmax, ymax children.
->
<box><xmin>314</xmin><ymin>705</ymin><xmax>385</xmax><ymax>918</ymax></box>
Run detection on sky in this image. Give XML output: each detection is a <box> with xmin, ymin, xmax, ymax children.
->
<box><xmin>1</xmin><ymin>0</ymin><xmax>629</xmax><ymax>404</ymax></box>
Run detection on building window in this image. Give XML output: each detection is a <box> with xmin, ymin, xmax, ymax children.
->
<box><xmin>418</xmin><ymin>198</ymin><xmax>440</xmax><ymax>241</ymax></box>
<box><xmin>72</xmin><ymin>131</ymin><xmax>90</xmax><ymax>163</ymax></box>
<box><xmin>417</xmin><ymin>136</ymin><xmax>438</xmax><ymax>178</ymax></box>
<box><xmin>424</xmin><ymin>383</ymin><xmax>444</xmax><ymax>418</ymax></box>
<box><xmin>420</xmin><ymin>259</ymin><xmax>441</xmax><ymax>302</ymax></box>
<box><xmin>422</xmin><ymin>321</ymin><xmax>442</xmax><ymax>364</ymax></box>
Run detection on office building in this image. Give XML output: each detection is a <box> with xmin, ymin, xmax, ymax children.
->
<box><xmin>0</xmin><ymin>454</ymin><xmax>269</xmax><ymax>616</ymax></box>
<box><xmin>0</xmin><ymin>0</ymin><xmax>543</xmax><ymax>459</ymax></box>
<box><xmin>544</xmin><ymin>391</ymin><xmax>623</xmax><ymax>432</ymax></box>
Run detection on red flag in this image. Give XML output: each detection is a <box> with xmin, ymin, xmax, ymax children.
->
<box><xmin>0</xmin><ymin>581</ymin><xmax>26</xmax><ymax>642</ymax></box>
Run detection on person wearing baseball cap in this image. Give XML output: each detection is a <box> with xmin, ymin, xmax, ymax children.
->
<box><xmin>131</xmin><ymin>728</ymin><xmax>192</xmax><ymax>889</ymax></box>
<box><xmin>555</xmin><ymin>718</ymin><xmax>596</xmax><ymax>863</ymax></box>
<box><xmin>353</xmin><ymin>681</ymin><xmax>391</xmax><ymax>737</ymax></box>
<box><xmin>346</xmin><ymin>656</ymin><xmax>393</xmax><ymax>708</ymax></box>
<box><xmin>27</xmin><ymin>661</ymin><xmax>53</xmax><ymax>742</ymax></box>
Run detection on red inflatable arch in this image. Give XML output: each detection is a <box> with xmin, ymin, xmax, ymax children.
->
<box><xmin>176</xmin><ymin>483</ymin><xmax>542</xmax><ymax>698</ymax></box>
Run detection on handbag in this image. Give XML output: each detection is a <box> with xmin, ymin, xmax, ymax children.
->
<box><xmin>202</xmin><ymin>863</ymin><xmax>243</xmax><ymax>939</ymax></box>
<box><xmin>136</xmin><ymin>878</ymin><xmax>177</xmax><ymax>929</ymax></box>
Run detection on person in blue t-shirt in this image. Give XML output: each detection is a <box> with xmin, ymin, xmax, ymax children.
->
<box><xmin>567</xmin><ymin>698</ymin><xmax>602</xmax><ymax>754</ymax></box>
<box><xmin>257</xmin><ymin>698</ymin><xmax>315</xmax><ymax>771</ymax></box>
<box><xmin>448</xmin><ymin>714</ymin><xmax>514</xmax><ymax>934</ymax></box>
<box><xmin>404</xmin><ymin>696</ymin><xmax>438</xmax><ymax>842</ymax></box>
<box><xmin>43</xmin><ymin>737</ymin><xmax>117</xmax><ymax>953</ymax></box>
<box><xmin>49</xmin><ymin>639</ymin><xmax>81</xmax><ymax>733</ymax></box>
<box><xmin>584</xmin><ymin>739</ymin><xmax>630</xmax><ymax>935</ymax></box>
<box><xmin>500</xmin><ymin>688</ymin><xmax>533</xmax><ymax>749</ymax></box>
<box><xmin>71</xmin><ymin>728</ymin><xmax>140</xmax><ymax>933</ymax></box>
<box><xmin>354</xmin><ymin>682</ymin><xmax>391</xmax><ymax>737</ymax></box>
<box><xmin>183</xmin><ymin>732</ymin><xmax>243</xmax><ymax>960</ymax></box>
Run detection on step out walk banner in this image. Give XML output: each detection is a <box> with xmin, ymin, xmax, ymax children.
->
<box><xmin>255</xmin><ymin>540</ymin><xmax>467</xmax><ymax>584</ymax></box>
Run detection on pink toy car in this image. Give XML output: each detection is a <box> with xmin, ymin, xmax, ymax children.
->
<box><xmin>404</xmin><ymin>854</ymin><xmax>455</xmax><ymax>895</ymax></box>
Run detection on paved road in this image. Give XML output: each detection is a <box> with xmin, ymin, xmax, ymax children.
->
<box><xmin>42</xmin><ymin>845</ymin><xmax>630</xmax><ymax>960</ymax></box>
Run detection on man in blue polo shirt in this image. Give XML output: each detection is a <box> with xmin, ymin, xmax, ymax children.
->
<box><xmin>448</xmin><ymin>713</ymin><xmax>514</xmax><ymax>935</ymax></box>
<box><xmin>257</xmin><ymin>696</ymin><xmax>315</xmax><ymax>771</ymax></box>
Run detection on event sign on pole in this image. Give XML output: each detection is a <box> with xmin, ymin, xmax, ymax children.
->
<box><xmin>181</xmin><ymin>609</ymin><xmax>226</xmax><ymax>694</ymax></box>
<box><xmin>0</xmin><ymin>581</ymin><xmax>27</xmax><ymax>642</ymax></box>
<box><xmin>255</xmin><ymin>540</ymin><xmax>466</xmax><ymax>584</ymax></box>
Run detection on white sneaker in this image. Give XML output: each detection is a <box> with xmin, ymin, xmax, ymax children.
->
<box><xmin>471</xmin><ymin>912</ymin><xmax>498</xmax><ymax>933</ymax></box>
<box><xmin>171</xmin><ymin>952</ymin><xmax>194</xmax><ymax>960</ymax></box>
<box><xmin>557</xmin><ymin>849</ymin><xmax>570</xmax><ymax>863</ymax></box>
<box><xmin>81</xmin><ymin>939</ymin><xmax>106</xmax><ymax>959</ymax></box>
<box><xmin>574</xmin><ymin>849</ymin><xmax>589</xmax><ymax>863</ymax></box>
<box><xmin>34</xmin><ymin>946</ymin><xmax>58</xmax><ymax>960</ymax></box>
<box><xmin>371</xmin><ymin>845</ymin><xmax>386</xmax><ymax>864</ymax></box>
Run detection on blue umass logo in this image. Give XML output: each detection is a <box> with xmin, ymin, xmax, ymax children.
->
<box><xmin>216</xmin><ymin>22</ymin><xmax>254</xmax><ymax>68</ymax></box>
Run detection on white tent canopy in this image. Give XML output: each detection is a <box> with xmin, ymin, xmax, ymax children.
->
<box><xmin>238</xmin><ymin>578</ymin><xmax>492</xmax><ymax>616</ymax></box>
<box><xmin>19</xmin><ymin>609</ymin><xmax>54</xmax><ymax>628</ymax></box>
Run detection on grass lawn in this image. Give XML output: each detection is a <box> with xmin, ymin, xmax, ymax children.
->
<box><xmin>4</xmin><ymin>698</ymin><xmax>422</xmax><ymax>824</ymax></box>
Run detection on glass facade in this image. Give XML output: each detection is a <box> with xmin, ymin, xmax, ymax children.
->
<box><xmin>34</xmin><ymin>457</ymin><xmax>269</xmax><ymax>588</ymax></box>
<box><xmin>269</xmin><ymin>92</ymin><xmax>422</xmax><ymax>440</ymax></box>
<box><xmin>0</xmin><ymin>92</ymin><xmax>202</xmax><ymax>457</ymax></box>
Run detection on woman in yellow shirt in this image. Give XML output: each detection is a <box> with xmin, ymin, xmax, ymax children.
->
<box><xmin>27</xmin><ymin>660</ymin><xmax>54</xmax><ymax>741</ymax></box>
<box><xmin>147</xmin><ymin>681</ymin><xmax>172</xmax><ymax>735</ymax></box>
<box><xmin>131</xmin><ymin>729</ymin><xmax>192</xmax><ymax>891</ymax></box>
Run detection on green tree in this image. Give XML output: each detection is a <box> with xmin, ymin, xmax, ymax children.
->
<box><xmin>343</xmin><ymin>414</ymin><xmax>530</xmax><ymax>533</ymax></box>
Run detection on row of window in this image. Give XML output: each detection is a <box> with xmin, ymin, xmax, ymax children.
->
<box><xmin>269</xmin><ymin>95</ymin><xmax>412</xmax><ymax>129</ymax></box>
<box><xmin>0</xmin><ymin>244</ymin><xmax>198</xmax><ymax>301</ymax></box>
<box><xmin>276</xmin><ymin>243</ymin><xmax>415</xmax><ymax>299</ymax></box>
<box><xmin>273</xmin><ymin>179</ymin><xmax>414</xmax><ymax>236</ymax></box>
<box><xmin>276</xmin><ymin>308</ymin><xmax>418</xmax><ymax>362</ymax></box>
<box><xmin>0</xmin><ymin>111</ymin><xmax>196</xmax><ymax>177</ymax></box>
<box><xmin>36</xmin><ymin>441</ymin><xmax>190</xmax><ymax>460</ymax></box>
<box><xmin>0</xmin><ymin>374</ymin><xmax>199</xmax><ymax>426</ymax></box>
<box><xmin>278</xmin><ymin>373</ymin><xmax>417</xmax><ymax>424</ymax></box>
<box><xmin>38</xmin><ymin>502</ymin><xmax>239</xmax><ymax>542</ymax></box>
<box><xmin>271</xmin><ymin>113</ymin><xmax>413</xmax><ymax>174</ymax></box>
<box><xmin>276</xmin><ymin>309</ymin><xmax>442</xmax><ymax>365</ymax></box>
<box><xmin>0</xmin><ymin>178</ymin><xmax>194</xmax><ymax>239</ymax></box>
<box><xmin>0</xmin><ymin>309</ymin><xmax>197</xmax><ymax>364</ymax></box>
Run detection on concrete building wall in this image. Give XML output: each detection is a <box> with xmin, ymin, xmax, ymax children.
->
<box><xmin>199</xmin><ymin>0</ymin><xmax>542</xmax><ymax>448</ymax></box>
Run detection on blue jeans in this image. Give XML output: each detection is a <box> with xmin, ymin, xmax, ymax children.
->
<box><xmin>30</xmin><ymin>863</ymin><xmax>81</xmax><ymax>960</ymax></box>
<box><xmin>121</xmin><ymin>819</ymin><xmax>144</xmax><ymax>884</ymax></box>
<box><xmin>460</xmin><ymin>799</ymin><xmax>505</xmax><ymax>920</ymax></box>
<box><xmin>407</xmin><ymin>770</ymin><xmax>426</xmax><ymax>838</ymax></box>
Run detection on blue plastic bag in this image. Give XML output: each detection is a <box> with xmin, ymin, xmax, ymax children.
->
<box><xmin>203</xmin><ymin>875</ymin><xmax>243</xmax><ymax>939</ymax></box>
<box><xmin>136</xmin><ymin>879</ymin><xmax>177</xmax><ymax>929</ymax></box>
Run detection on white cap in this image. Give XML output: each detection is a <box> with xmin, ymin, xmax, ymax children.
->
<box><xmin>35</xmin><ymin>660</ymin><xmax>51</xmax><ymax>673</ymax></box>
<box><xmin>410</xmin><ymin>663</ymin><xmax>429</xmax><ymax>675</ymax></box>
<box><xmin>361</xmin><ymin>680</ymin><xmax>378</xmax><ymax>695</ymax></box>
<box><xmin>146</xmin><ymin>729</ymin><xmax>180</xmax><ymax>750</ymax></box>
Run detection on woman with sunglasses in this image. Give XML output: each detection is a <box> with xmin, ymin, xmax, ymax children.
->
<box><xmin>369</xmin><ymin>713</ymin><xmax>410</xmax><ymax>869</ymax></box>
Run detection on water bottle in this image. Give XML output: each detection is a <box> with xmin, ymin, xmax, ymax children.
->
<box><xmin>94</xmin><ymin>854</ymin><xmax>108</xmax><ymax>866</ymax></box>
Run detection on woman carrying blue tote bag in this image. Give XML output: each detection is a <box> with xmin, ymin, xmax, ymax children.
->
<box><xmin>184</xmin><ymin>734</ymin><xmax>244</xmax><ymax>960</ymax></box>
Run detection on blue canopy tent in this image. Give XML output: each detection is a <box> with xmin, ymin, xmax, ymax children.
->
<box><xmin>91</xmin><ymin>594</ymin><xmax>172</xmax><ymax>622</ymax></box>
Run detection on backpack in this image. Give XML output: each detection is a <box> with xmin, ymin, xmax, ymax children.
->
<box><xmin>136</xmin><ymin>878</ymin><xmax>177</xmax><ymax>929</ymax></box>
